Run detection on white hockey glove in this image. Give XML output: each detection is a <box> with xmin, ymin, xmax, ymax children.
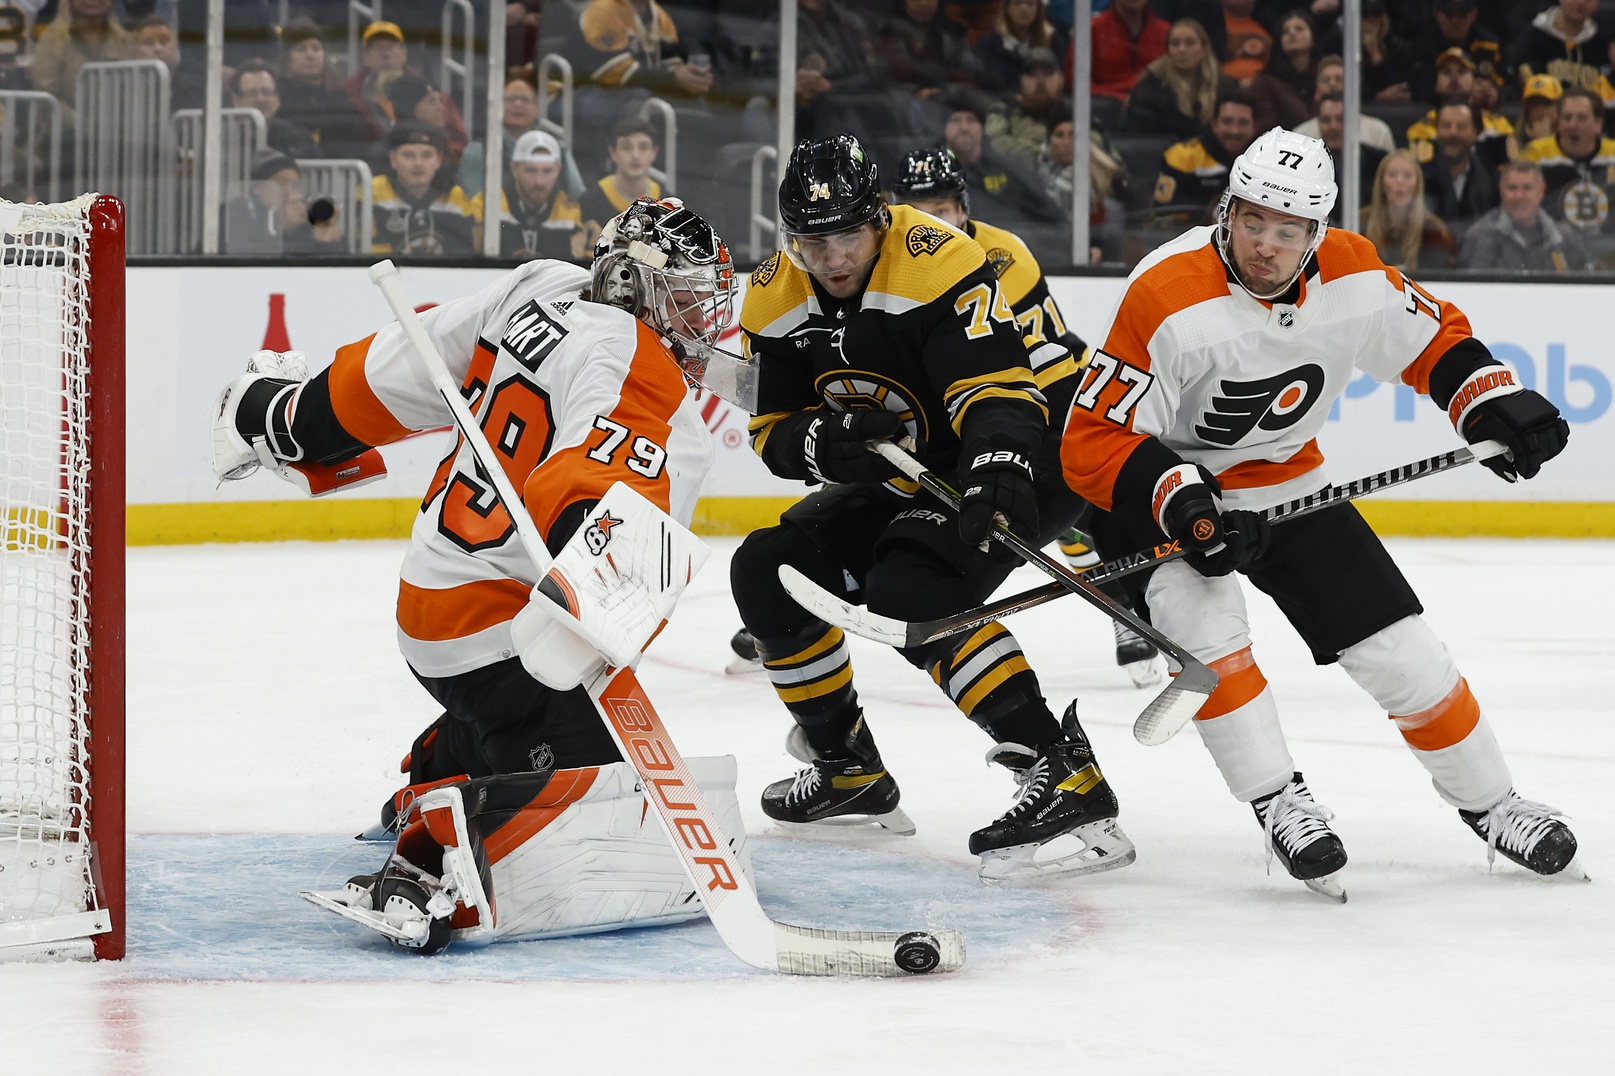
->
<box><xmin>210</xmin><ymin>349</ymin><xmax>388</xmax><ymax>496</ymax></box>
<box><xmin>510</xmin><ymin>482</ymin><xmax>710</xmax><ymax>690</ymax></box>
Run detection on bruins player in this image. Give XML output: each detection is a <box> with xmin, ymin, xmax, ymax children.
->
<box><xmin>888</xmin><ymin>144</ymin><xmax>1162</xmax><ymax>685</ymax></box>
<box><xmin>729</xmin><ymin>135</ymin><xmax>1133</xmax><ymax>883</ymax></box>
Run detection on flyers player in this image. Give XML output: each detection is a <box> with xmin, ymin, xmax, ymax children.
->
<box><xmin>889</xmin><ymin>144</ymin><xmax>1163</xmax><ymax>687</ymax></box>
<box><xmin>1061</xmin><ymin>128</ymin><xmax>1581</xmax><ymax>899</ymax></box>
<box><xmin>730</xmin><ymin>134</ymin><xmax>1133</xmax><ymax>884</ymax></box>
<box><xmin>211</xmin><ymin>199</ymin><xmax>754</xmax><ymax>950</ymax></box>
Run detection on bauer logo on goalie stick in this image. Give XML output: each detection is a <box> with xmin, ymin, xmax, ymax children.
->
<box><xmin>585</xmin><ymin>510</ymin><xmax>623</xmax><ymax>554</ymax></box>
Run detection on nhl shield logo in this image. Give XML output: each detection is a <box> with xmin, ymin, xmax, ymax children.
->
<box><xmin>906</xmin><ymin>224</ymin><xmax>953</xmax><ymax>256</ymax></box>
<box><xmin>1278</xmin><ymin>308</ymin><xmax>1294</xmax><ymax>327</ymax></box>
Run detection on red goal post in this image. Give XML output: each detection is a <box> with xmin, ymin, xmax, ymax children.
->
<box><xmin>0</xmin><ymin>193</ymin><xmax>125</xmax><ymax>961</ymax></box>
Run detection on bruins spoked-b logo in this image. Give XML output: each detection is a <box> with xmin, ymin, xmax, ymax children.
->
<box><xmin>815</xmin><ymin>370</ymin><xmax>926</xmax><ymax>449</ymax></box>
<box><xmin>906</xmin><ymin>224</ymin><xmax>953</xmax><ymax>256</ymax></box>
<box><xmin>1194</xmin><ymin>364</ymin><xmax>1326</xmax><ymax>446</ymax></box>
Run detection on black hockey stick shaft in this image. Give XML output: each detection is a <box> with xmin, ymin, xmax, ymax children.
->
<box><xmin>872</xmin><ymin>441</ymin><xmax>1217</xmax><ymax>746</ymax></box>
<box><xmin>884</xmin><ymin>439</ymin><xmax>1509</xmax><ymax>646</ymax></box>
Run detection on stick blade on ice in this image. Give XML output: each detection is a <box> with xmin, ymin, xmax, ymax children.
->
<box><xmin>773</xmin><ymin>923</ymin><xmax>966</xmax><ymax>977</ymax></box>
<box><xmin>1132</xmin><ymin>663</ymin><xmax>1218</xmax><ymax>746</ymax></box>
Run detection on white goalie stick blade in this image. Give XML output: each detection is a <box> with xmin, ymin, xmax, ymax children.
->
<box><xmin>588</xmin><ymin>664</ymin><xmax>964</xmax><ymax>976</ymax></box>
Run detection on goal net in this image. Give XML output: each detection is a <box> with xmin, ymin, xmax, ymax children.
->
<box><xmin>0</xmin><ymin>194</ymin><xmax>124</xmax><ymax>960</ymax></box>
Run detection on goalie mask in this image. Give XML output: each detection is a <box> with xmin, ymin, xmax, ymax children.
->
<box><xmin>1215</xmin><ymin>127</ymin><xmax>1336</xmax><ymax>300</ymax></box>
<box><xmin>592</xmin><ymin>198</ymin><xmax>736</xmax><ymax>365</ymax></box>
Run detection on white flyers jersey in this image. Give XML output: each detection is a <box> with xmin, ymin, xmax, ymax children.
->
<box><xmin>1061</xmin><ymin>225</ymin><xmax>1476</xmax><ymax>512</ymax></box>
<box><xmin>323</xmin><ymin>260</ymin><xmax>714</xmax><ymax>677</ymax></box>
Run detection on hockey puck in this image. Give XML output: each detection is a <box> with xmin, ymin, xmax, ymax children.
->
<box><xmin>892</xmin><ymin>931</ymin><xmax>942</xmax><ymax>974</ymax></box>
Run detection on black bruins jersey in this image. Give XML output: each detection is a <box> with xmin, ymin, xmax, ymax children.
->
<box><xmin>965</xmin><ymin>217</ymin><xmax>1088</xmax><ymax>414</ymax></box>
<box><xmin>744</xmin><ymin>203</ymin><xmax>1065</xmax><ymax>482</ymax></box>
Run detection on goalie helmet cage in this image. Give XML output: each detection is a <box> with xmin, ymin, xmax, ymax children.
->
<box><xmin>0</xmin><ymin>194</ymin><xmax>125</xmax><ymax>961</ymax></box>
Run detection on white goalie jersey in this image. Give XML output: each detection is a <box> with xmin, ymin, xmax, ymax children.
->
<box><xmin>323</xmin><ymin>260</ymin><xmax>714</xmax><ymax>677</ymax></box>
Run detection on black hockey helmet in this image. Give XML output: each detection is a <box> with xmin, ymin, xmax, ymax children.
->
<box><xmin>777</xmin><ymin>135</ymin><xmax>888</xmax><ymax>237</ymax></box>
<box><xmin>890</xmin><ymin>145</ymin><xmax>969</xmax><ymax>214</ymax></box>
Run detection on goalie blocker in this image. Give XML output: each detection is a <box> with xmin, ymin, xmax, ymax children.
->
<box><xmin>303</xmin><ymin>756</ymin><xmax>752</xmax><ymax>952</ymax></box>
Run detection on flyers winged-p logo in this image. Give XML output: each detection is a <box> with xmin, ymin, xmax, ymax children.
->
<box><xmin>1194</xmin><ymin>364</ymin><xmax>1326</xmax><ymax>446</ymax></box>
<box><xmin>585</xmin><ymin>510</ymin><xmax>623</xmax><ymax>555</ymax></box>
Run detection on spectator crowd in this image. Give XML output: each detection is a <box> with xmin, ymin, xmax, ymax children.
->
<box><xmin>3</xmin><ymin>0</ymin><xmax>1615</xmax><ymax>271</ymax></box>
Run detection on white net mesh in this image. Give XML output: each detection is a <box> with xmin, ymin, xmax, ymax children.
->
<box><xmin>0</xmin><ymin>195</ymin><xmax>98</xmax><ymax>935</ymax></box>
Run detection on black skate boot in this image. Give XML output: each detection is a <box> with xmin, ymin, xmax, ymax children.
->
<box><xmin>1251</xmin><ymin>772</ymin><xmax>1349</xmax><ymax>902</ymax></box>
<box><xmin>760</xmin><ymin>716</ymin><xmax>915</xmax><ymax>836</ymax></box>
<box><xmin>1459</xmin><ymin>789</ymin><xmax>1585</xmax><ymax>878</ymax></box>
<box><xmin>1112</xmin><ymin>619</ymin><xmax>1164</xmax><ymax>688</ymax></box>
<box><xmin>724</xmin><ymin>627</ymin><xmax>765</xmax><ymax>674</ymax></box>
<box><xmin>968</xmin><ymin>701</ymin><xmax>1136</xmax><ymax>884</ymax></box>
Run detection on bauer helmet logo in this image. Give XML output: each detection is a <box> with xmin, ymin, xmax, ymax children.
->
<box><xmin>585</xmin><ymin>511</ymin><xmax>623</xmax><ymax>555</ymax></box>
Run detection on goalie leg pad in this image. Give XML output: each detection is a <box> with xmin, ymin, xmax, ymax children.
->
<box><xmin>486</xmin><ymin>756</ymin><xmax>754</xmax><ymax>941</ymax></box>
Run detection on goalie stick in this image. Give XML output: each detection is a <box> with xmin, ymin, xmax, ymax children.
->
<box><xmin>869</xmin><ymin>440</ymin><xmax>1218</xmax><ymax>747</ymax></box>
<box><xmin>365</xmin><ymin>261</ymin><xmax>964</xmax><ymax>977</ymax></box>
<box><xmin>784</xmin><ymin>439</ymin><xmax>1509</xmax><ymax>653</ymax></box>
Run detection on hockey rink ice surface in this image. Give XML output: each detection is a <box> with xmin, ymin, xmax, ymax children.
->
<box><xmin>6</xmin><ymin>536</ymin><xmax>1612</xmax><ymax>1074</ymax></box>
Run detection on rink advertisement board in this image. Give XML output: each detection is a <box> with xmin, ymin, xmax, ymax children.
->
<box><xmin>129</xmin><ymin>266</ymin><xmax>1614</xmax><ymax>542</ymax></box>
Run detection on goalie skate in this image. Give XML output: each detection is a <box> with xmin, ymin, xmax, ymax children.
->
<box><xmin>762</xmin><ymin>722</ymin><xmax>915</xmax><ymax>838</ymax></box>
<box><xmin>1252</xmin><ymin>773</ymin><xmax>1348</xmax><ymax>903</ymax></box>
<box><xmin>970</xmin><ymin>704</ymin><xmax>1136</xmax><ymax>885</ymax></box>
<box><xmin>302</xmin><ymin>866</ymin><xmax>453</xmax><ymax>954</ymax></box>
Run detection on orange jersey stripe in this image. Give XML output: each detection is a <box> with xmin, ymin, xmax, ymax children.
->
<box><xmin>523</xmin><ymin>320</ymin><xmax>684</xmax><ymax>538</ymax></box>
<box><xmin>1392</xmin><ymin>677</ymin><xmax>1481</xmax><ymax>751</ymax></box>
<box><xmin>1317</xmin><ymin>231</ymin><xmax>1474</xmax><ymax>395</ymax></box>
<box><xmin>1063</xmin><ymin>244</ymin><xmax>1232</xmax><ymax>510</ymax></box>
<box><xmin>1216</xmin><ymin>439</ymin><xmax>1325</xmax><ymax>492</ymax></box>
<box><xmin>328</xmin><ymin>332</ymin><xmax>413</xmax><ymax>446</ymax></box>
<box><xmin>397</xmin><ymin>576</ymin><xmax>530</xmax><ymax>642</ymax></box>
<box><xmin>1194</xmin><ymin>647</ymin><xmax>1269</xmax><ymax>721</ymax></box>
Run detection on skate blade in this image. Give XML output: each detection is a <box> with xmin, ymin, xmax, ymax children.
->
<box><xmin>723</xmin><ymin>655</ymin><xmax>766</xmax><ymax>676</ymax></box>
<box><xmin>978</xmin><ymin>819</ymin><xmax>1137</xmax><ymax>886</ymax></box>
<box><xmin>1122</xmin><ymin>655</ymin><xmax>1166</xmax><ymax>690</ymax></box>
<box><xmin>772</xmin><ymin>806</ymin><xmax>918</xmax><ymax>840</ymax></box>
<box><xmin>1547</xmin><ymin>855</ymin><xmax>1591</xmax><ymax>882</ymax></box>
<box><xmin>1301</xmin><ymin>873</ymin><xmax>1348</xmax><ymax>903</ymax></box>
<box><xmin>354</xmin><ymin>820</ymin><xmax>395</xmax><ymax>842</ymax></box>
<box><xmin>300</xmin><ymin>889</ymin><xmax>430</xmax><ymax>944</ymax></box>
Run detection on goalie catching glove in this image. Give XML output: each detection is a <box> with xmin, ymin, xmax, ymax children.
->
<box><xmin>1445</xmin><ymin>365</ymin><xmax>1570</xmax><ymax>483</ymax></box>
<box><xmin>510</xmin><ymin>482</ymin><xmax>710</xmax><ymax>689</ymax></box>
<box><xmin>1153</xmin><ymin>464</ymin><xmax>1270</xmax><ymax>578</ymax></box>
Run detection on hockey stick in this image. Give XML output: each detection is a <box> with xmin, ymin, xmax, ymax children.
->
<box><xmin>367</xmin><ymin>261</ymin><xmax>963</xmax><ymax>977</ymax></box>
<box><xmin>784</xmin><ymin>439</ymin><xmax>1509</xmax><ymax>653</ymax></box>
<box><xmin>868</xmin><ymin>440</ymin><xmax>1218</xmax><ymax>746</ymax></box>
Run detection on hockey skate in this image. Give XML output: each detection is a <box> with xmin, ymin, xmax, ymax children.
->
<box><xmin>725</xmin><ymin>627</ymin><xmax>765</xmax><ymax>675</ymax></box>
<box><xmin>303</xmin><ymin>781</ymin><xmax>497</xmax><ymax>954</ymax></box>
<box><xmin>761</xmin><ymin>718</ymin><xmax>915</xmax><ymax>837</ymax></box>
<box><xmin>1251</xmin><ymin>772</ymin><xmax>1348</xmax><ymax>903</ymax></box>
<box><xmin>969</xmin><ymin>703</ymin><xmax>1136</xmax><ymax>885</ymax></box>
<box><xmin>1112</xmin><ymin>619</ymin><xmax>1165</xmax><ymax>689</ymax></box>
<box><xmin>1459</xmin><ymin>789</ymin><xmax>1587</xmax><ymax>880</ymax></box>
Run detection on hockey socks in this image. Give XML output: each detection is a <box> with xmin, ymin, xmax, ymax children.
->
<box><xmin>926</xmin><ymin>622</ymin><xmax>1063</xmax><ymax>750</ymax></box>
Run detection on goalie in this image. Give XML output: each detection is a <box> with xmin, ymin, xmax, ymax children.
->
<box><xmin>210</xmin><ymin>199</ymin><xmax>750</xmax><ymax>952</ymax></box>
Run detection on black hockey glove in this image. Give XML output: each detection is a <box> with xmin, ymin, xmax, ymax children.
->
<box><xmin>959</xmin><ymin>449</ymin><xmax>1039</xmax><ymax>549</ymax></box>
<box><xmin>1458</xmin><ymin>387</ymin><xmax>1569</xmax><ymax>483</ymax></box>
<box><xmin>1155</xmin><ymin>466</ymin><xmax>1270</xmax><ymax>578</ymax></box>
<box><xmin>801</xmin><ymin>408</ymin><xmax>905</xmax><ymax>485</ymax></box>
